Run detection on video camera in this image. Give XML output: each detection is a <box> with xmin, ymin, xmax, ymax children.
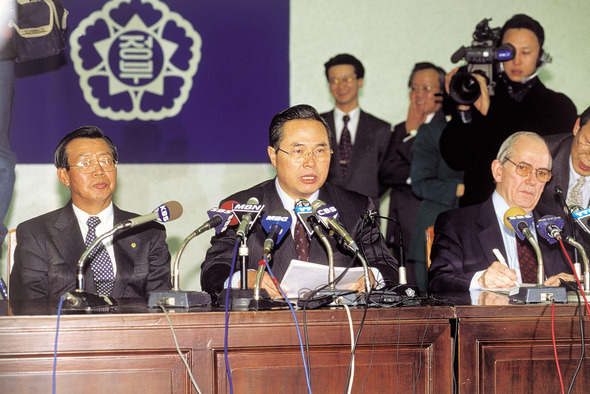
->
<box><xmin>449</xmin><ymin>18</ymin><xmax>514</xmax><ymax>105</ymax></box>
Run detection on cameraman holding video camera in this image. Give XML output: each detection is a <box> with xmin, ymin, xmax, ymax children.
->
<box><xmin>440</xmin><ymin>14</ymin><xmax>577</xmax><ymax>207</ymax></box>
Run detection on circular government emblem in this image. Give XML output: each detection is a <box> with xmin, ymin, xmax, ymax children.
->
<box><xmin>70</xmin><ymin>0</ymin><xmax>201</xmax><ymax>120</ymax></box>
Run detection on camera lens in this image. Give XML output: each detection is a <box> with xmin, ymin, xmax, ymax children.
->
<box><xmin>449</xmin><ymin>73</ymin><xmax>481</xmax><ymax>105</ymax></box>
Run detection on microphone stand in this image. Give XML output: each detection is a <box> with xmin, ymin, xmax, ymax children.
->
<box><xmin>565</xmin><ymin>236</ymin><xmax>590</xmax><ymax>293</ymax></box>
<box><xmin>371</xmin><ymin>213</ymin><xmax>420</xmax><ymax>298</ymax></box>
<box><xmin>147</xmin><ymin>230</ymin><xmax>211</xmax><ymax>307</ymax></box>
<box><xmin>62</xmin><ymin>226</ymin><xmax>123</xmax><ymax>311</ymax></box>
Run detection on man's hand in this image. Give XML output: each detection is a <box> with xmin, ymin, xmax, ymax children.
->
<box><xmin>478</xmin><ymin>261</ymin><xmax>518</xmax><ymax>289</ymax></box>
<box><xmin>346</xmin><ymin>271</ymin><xmax>377</xmax><ymax>293</ymax></box>
<box><xmin>544</xmin><ymin>273</ymin><xmax>576</xmax><ymax>286</ymax></box>
<box><xmin>405</xmin><ymin>92</ymin><xmax>427</xmax><ymax>134</ymax></box>
<box><xmin>240</xmin><ymin>270</ymin><xmax>283</xmax><ymax>298</ymax></box>
<box><xmin>445</xmin><ymin>68</ymin><xmax>490</xmax><ymax>116</ymax></box>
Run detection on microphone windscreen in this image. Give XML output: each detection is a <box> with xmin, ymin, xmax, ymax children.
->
<box><xmin>503</xmin><ymin>206</ymin><xmax>526</xmax><ymax>231</ymax></box>
<box><xmin>220</xmin><ymin>200</ymin><xmax>240</xmax><ymax>226</ymax></box>
<box><xmin>163</xmin><ymin>201</ymin><xmax>183</xmax><ymax>221</ymax></box>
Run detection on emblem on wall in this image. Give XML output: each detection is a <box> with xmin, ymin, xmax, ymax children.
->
<box><xmin>69</xmin><ymin>0</ymin><xmax>201</xmax><ymax>120</ymax></box>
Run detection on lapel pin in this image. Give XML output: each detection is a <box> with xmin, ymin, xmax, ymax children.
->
<box><xmin>131</xmin><ymin>242</ymin><xmax>137</xmax><ymax>248</ymax></box>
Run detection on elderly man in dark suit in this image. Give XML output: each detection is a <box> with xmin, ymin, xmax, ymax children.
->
<box><xmin>201</xmin><ymin>105</ymin><xmax>398</xmax><ymax>298</ymax></box>
<box><xmin>429</xmin><ymin>132</ymin><xmax>574</xmax><ymax>292</ymax></box>
<box><xmin>320</xmin><ymin>54</ymin><xmax>392</xmax><ymax>205</ymax></box>
<box><xmin>538</xmin><ymin>106</ymin><xmax>590</xmax><ymax>213</ymax></box>
<box><xmin>10</xmin><ymin>126</ymin><xmax>172</xmax><ymax>300</ymax></box>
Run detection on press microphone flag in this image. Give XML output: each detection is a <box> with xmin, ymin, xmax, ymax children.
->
<box><xmin>261</xmin><ymin>209</ymin><xmax>292</xmax><ymax>257</ymax></box>
<box><xmin>536</xmin><ymin>215</ymin><xmax>565</xmax><ymax>245</ymax></box>
<box><xmin>311</xmin><ymin>199</ymin><xmax>359</xmax><ymax>253</ymax></box>
<box><xmin>205</xmin><ymin>207</ymin><xmax>235</xmax><ymax>235</ymax></box>
<box><xmin>294</xmin><ymin>198</ymin><xmax>315</xmax><ymax>236</ymax></box>
<box><xmin>504</xmin><ymin>206</ymin><xmax>535</xmax><ymax>241</ymax></box>
<box><xmin>572</xmin><ymin>207</ymin><xmax>590</xmax><ymax>235</ymax></box>
<box><xmin>233</xmin><ymin>197</ymin><xmax>264</xmax><ymax>239</ymax></box>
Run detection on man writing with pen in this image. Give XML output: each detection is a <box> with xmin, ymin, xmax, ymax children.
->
<box><xmin>429</xmin><ymin>131</ymin><xmax>574</xmax><ymax>292</ymax></box>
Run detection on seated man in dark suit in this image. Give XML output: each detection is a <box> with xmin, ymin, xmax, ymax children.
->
<box><xmin>201</xmin><ymin>104</ymin><xmax>398</xmax><ymax>298</ymax></box>
<box><xmin>10</xmin><ymin>126</ymin><xmax>172</xmax><ymax>299</ymax></box>
<box><xmin>429</xmin><ymin>131</ymin><xmax>574</xmax><ymax>292</ymax></box>
<box><xmin>537</xmin><ymin>105</ymin><xmax>590</xmax><ymax>220</ymax></box>
<box><xmin>320</xmin><ymin>54</ymin><xmax>392</xmax><ymax>205</ymax></box>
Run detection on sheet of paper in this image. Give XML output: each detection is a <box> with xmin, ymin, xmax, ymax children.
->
<box><xmin>279</xmin><ymin>260</ymin><xmax>379</xmax><ymax>299</ymax></box>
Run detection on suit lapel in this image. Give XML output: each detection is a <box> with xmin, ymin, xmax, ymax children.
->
<box><xmin>476</xmin><ymin>198</ymin><xmax>507</xmax><ymax>265</ymax></box>
<box><xmin>52</xmin><ymin>202</ymin><xmax>96</xmax><ymax>292</ymax></box>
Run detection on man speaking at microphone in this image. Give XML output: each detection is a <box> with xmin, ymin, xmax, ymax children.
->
<box><xmin>200</xmin><ymin>104</ymin><xmax>398</xmax><ymax>298</ymax></box>
<box><xmin>429</xmin><ymin>131</ymin><xmax>574</xmax><ymax>292</ymax></box>
<box><xmin>10</xmin><ymin>126</ymin><xmax>172</xmax><ymax>299</ymax></box>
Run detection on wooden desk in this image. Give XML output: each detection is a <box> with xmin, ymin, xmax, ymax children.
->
<box><xmin>456</xmin><ymin>303</ymin><xmax>589</xmax><ymax>393</ymax></box>
<box><xmin>0</xmin><ymin>300</ymin><xmax>454</xmax><ymax>393</ymax></box>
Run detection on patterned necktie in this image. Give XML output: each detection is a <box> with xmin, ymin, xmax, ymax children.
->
<box><xmin>566</xmin><ymin>176</ymin><xmax>586</xmax><ymax>208</ymax></box>
<box><xmin>339</xmin><ymin>115</ymin><xmax>353</xmax><ymax>179</ymax></box>
<box><xmin>85</xmin><ymin>216</ymin><xmax>115</xmax><ymax>295</ymax></box>
<box><xmin>294</xmin><ymin>219</ymin><xmax>310</xmax><ymax>261</ymax></box>
<box><xmin>517</xmin><ymin>237</ymin><xmax>537</xmax><ymax>284</ymax></box>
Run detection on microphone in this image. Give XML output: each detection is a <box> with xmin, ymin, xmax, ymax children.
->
<box><xmin>66</xmin><ymin>201</ymin><xmax>184</xmax><ymax>310</ymax></box>
<box><xmin>200</xmin><ymin>207</ymin><xmax>235</xmax><ymax>235</ymax></box>
<box><xmin>504</xmin><ymin>207</ymin><xmax>544</xmax><ymax>285</ymax></box>
<box><xmin>233</xmin><ymin>197</ymin><xmax>264</xmax><ymax>240</ymax></box>
<box><xmin>261</xmin><ymin>208</ymin><xmax>292</xmax><ymax>258</ymax></box>
<box><xmin>120</xmin><ymin>201</ymin><xmax>183</xmax><ymax>229</ymax></box>
<box><xmin>571</xmin><ymin>206</ymin><xmax>590</xmax><ymax>235</ymax></box>
<box><xmin>312</xmin><ymin>200</ymin><xmax>372</xmax><ymax>293</ymax></box>
<box><xmin>536</xmin><ymin>215</ymin><xmax>565</xmax><ymax>244</ymax></box>
<box><xmin>294</xmin><ymin>198</ymin><xmax>315</xmax><ymax>236</ymax></box>
<box><xmin>311</xmin><ymin>199</ymin><xmax>359</xmax><ymax>253</ymax></box>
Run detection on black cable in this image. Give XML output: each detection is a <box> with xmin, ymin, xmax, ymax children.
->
<box><xmin>561</xmin><ymin>280</ymin><xmax>585</xmax><ymax>393</ymax></box>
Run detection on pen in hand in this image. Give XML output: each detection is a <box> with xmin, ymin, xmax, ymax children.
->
<box><xmin>492</xmin><ymin>248</ymin><xmax>519</xmax><ymax>287</ymax></box>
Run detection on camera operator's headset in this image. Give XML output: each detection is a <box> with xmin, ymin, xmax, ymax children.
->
<box><xmin>500</xmin><ymin>48</ymin><xmax>552</xmax><ymax>83</ymax></box>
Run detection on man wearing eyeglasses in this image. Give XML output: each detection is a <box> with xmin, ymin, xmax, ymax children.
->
<box><xmin>320</xmin><ymin>54</ymin><xmax>392</xmax><ymax>205</ymax></box>
<box><xmin>537</xmin><ymin>106</ymin><xmax>590</xmax><ymax>217</ymax></box>
<box><xmin>429</xmin><ymin>131</ymin><xmax>574</xmax><ymax>292</ymax></box>
<box><xmin>201</xmin><ymin>105</ymin><xmax>398</xmax><ymax>299</ymax></box>
<box><xmin>10</xmin><ymin>126</ymin><xmax>172</xmax><ymax>299</ymax></box>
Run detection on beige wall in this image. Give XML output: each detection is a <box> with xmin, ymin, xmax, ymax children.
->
<box><xmin>4</xmin><ymin>1</ymin><xmax>589</xmax><ymax>292</ymax></box>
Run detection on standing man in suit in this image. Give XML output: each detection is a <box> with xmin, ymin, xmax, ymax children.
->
<box><xmin>538</xmin><ymin>106</ymin><xmax>590</xmax><ymax>214</ymax></box>
<box><xmin>10</xmin><ymin>126</ymin><xmax>172</xmax><ymax>299</ymax></box>
<box><xmin>200</xmin><ymin>104</ymin><xmax>398</xmax><ymax>298</ymax></box>
<box><xmin>429</xmin><ymin>132</ymin><xmax>574</xmax><ymax>292</ymax></box>
<box><xmin>320</xmin><ymin>54</ymin><xmax>392</xmax><ymax>205</ymax></box>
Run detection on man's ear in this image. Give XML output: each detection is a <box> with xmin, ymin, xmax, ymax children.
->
<box><xmin>357</xmin><ymin>77</ymin><xmax>364</xmax><ymax>89</ymax></box>
<box><xmin>57</xmin><ymin>167</ymin><xmax>70</xmax><ymax>187</ymax></box>
<box><xmin>268</xmin><ymin>146</ymin><xmax>277</xmax><ymax>168</ymax></box>
<box><xmin>573</xmin><ymin>117</ymin><xmax>581</xmax><ymax>137</ymax></box>
<box><xmin>491</xmin><ymin>159</ymin><xmax>503</xmax><ymax>183</ymax></box>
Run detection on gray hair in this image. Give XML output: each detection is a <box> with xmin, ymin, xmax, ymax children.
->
<box><xmin>496</xmin><ymin>131</ymin><xmax>552</xmax><ymax>169</ymax></box>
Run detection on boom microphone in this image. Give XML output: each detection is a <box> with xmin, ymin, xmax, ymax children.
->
<box><xmin>261</xmin><ymin>208</ymin><xmax>292</xmax><ymax>258</ymax></box>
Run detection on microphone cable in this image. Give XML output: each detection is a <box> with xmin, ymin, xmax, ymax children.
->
<box><xmin>53</xmin><ymin>296</ymin><xmax>65</xmax><ymax>394</ymax></box>
<box><xmin>551</xmin><ymin>299</ymin><xmax>565</xmax><ymax>394</ymax></box>
<box><xmin>157</xmin><ymin>301</ymin><xmax>203</xmax><ymax>394</ymax></box>
<box><xmin>560</xmin><ymin>280</ymin><xmax>585</xmax><ymax>394</ymax></box>
<box><xmin>263</xmin><ymin>257</ymin><xmax>313</xmax><ymax>394</ymax></box>
<box><xmin>223</xmin><ymin>240</ymin><xmax>240</xmax><ymax>394</ymax></box>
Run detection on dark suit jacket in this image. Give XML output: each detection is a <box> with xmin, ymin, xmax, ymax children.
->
<box><xmin>10</xmin><ymin>201</ymin><xmax>172</xmax><ymax>299</ymax></box>
<box><xmin>200</xmin><ymin>180</ymin><xmax>398</xmax><ymax>296</ymax></box>
<box><xmin>429</xmin><ymin>196</ymin><xmax>572</xmax><ymax>292</ymax></box>
<box><xmin>321</xmin><ymin>110</ymin><xmax>392</xmax><ymax>203</ymax></box>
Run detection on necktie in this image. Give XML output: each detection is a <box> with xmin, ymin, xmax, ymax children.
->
<box><xmin>85</xmin><ymin>216</ymin><xmax>115</xmax><ymax>296</ymax></box>
<box><xmin>294</xmin><ymin>219</ymin><xmax>309</xmax><ymax>261</ymax></box>
<box><xmin>339</xmin><ymin>115</ymin><xmax>352</xmax><ymax>179</ymax></box>
<box><xmin>517</xmin><ymin>237</ymin><xmax>537</xmax><ymax>284</ymax></box>
<box><xmin>566</xmin><ymin>176</ymin><xmax>586</xmax><ymax>208</ymax></box>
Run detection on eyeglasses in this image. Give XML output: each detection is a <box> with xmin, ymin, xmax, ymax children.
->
<box><xmin>410</xmin><ymin>85</ymin><xmax>438</xmax><ymax>93</ymax></box>
<box><xmin>329</xmin><ymin>75</ymin><xmax>357</xmax><ymax>85</ymax></box>
<box><xmin>277</xmin><ymin>147</ymin><xmax>333</xmax><ymax>163</ymax></box>
<box><xmin>503</xmin><ymin>157</ymin><xmax>552</xmax><ymax>183</ymax></box>
<box><xmin>576</xmin><ymin>137</ymin><xmax>590</xmax><ymax>154</ymax></box>
<box><xmin>69</xmin><ymin>157</ymin><xmax>118</xmax><ymax>174</ymax></box>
